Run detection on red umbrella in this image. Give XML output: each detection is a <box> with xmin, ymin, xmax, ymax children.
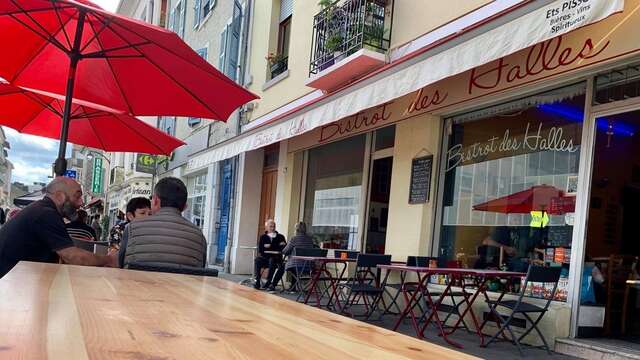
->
<box><xmin>0</xmin><ymin>82</ymin><xmax>184</xmax><ymax>155</ymax></box>
<box><xmin>0</xmin><ymin>0</ymin><xmax>257</xmax><ymax>174</ymax></box>
<box><xmin>472</xmin><ymin>185</ymin><xmax>575</xmax><ymax>215</ymax></box>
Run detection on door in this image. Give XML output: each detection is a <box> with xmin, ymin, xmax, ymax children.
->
<box><xmin>257</xmin><ymin>144</ymin><xmax>279</xmax><ymax>234</ymax></box>
<box><xmin>364</xmin><ymin>156</ymin><xmax>393</xmax><ymax>254</ymax></box>
<box><xmin>577</xmin><ymin>108</ymin><xmax>640</xmax><ymax>341</ymax></box>
<box><xmin>216</xmin><ymin>160</ymin><xmax>233</xmax><ymax>263</ymax></box>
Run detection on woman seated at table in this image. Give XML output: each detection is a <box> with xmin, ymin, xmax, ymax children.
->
<box><xmin>281</xmin><ymin>222</ymin><xmax>315</xmax><ymax>292</ymax></box>
<box><xmin>475</xmin><ymin>226</ymin><xmax>544</xmax><ymax>272</ymax></box>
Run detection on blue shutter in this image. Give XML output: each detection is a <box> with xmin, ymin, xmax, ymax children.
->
<box><xmin>193</xmin><ymin>0</ymin><xmax>201</xmax><ymax>28</ymax></box>
<box><xmin>179</xmin><ymin>1</ymin><xmax>187</xmax><ymax>38</ymax></box>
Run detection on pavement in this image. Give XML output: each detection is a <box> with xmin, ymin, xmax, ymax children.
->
<box><xmin>218</xmin><ymin>272</ymin><xmax>580</xmax><ymax>360</ymax></box>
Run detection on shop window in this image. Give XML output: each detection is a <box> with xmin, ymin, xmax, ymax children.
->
<box><xmin>303</xmin><ymin>135</ymin><xmax>366</xmax><ymax>250</ymax></box>
<box><xmin>594</xmin><ymin>62</ymin><xmax>640</xmax><ymax>105</ymax></box>
<box><xmin>374</xmin><ymin>125</ymin><xmax>395</xmax><ymax>151</ymax></box>
<box><xmin>438</xmin><ymin>83</ymin><xmax>587</xmax><ymax>302</ymax></box>
<box><xmin>186</xmin><ymin>174</ymin><xmax>207</xmax><ymax>229</ymax></box>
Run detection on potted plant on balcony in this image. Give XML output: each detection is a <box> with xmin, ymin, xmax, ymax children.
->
<box><xmin>265</xmin><ymin>52</ymin><xmax>287</xmax><ymax>79</ymax></box>
<box><xmin>363</xmin><ymin>23</ymin><xmax>388</xmax><ymax>53</ymax></box>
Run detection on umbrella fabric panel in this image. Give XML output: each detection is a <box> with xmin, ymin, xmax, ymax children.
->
<box><xmin>0</xmin><ymin>83</ymin><xmax>184</xmax><ymax>155</ymax></box>
<box><xmin>0</xmin><ymin>0</ymin><xmax>257</xmax><ymax>120</ymax></box>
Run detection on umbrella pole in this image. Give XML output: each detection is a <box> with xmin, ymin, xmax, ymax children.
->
<box><xmin>54</xmin><ymin>10</ymin><xmax>86</xmax><ymax>177</ymax></box>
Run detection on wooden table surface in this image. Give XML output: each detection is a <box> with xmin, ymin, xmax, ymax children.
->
<box><xmin>0</xmin><ymin>262</ymin><xmax>477</xmax><ymax>360</ymax></box>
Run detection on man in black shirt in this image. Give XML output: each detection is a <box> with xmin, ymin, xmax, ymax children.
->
<box><xmin>254</xmin><ymin>219</ymin><xmax>287</xmax><ymax>291</ymax></box>
<box><xmin>0</xmin><ymin>177</ymin><xmax>116</xmax><ymax>278</ymax></box>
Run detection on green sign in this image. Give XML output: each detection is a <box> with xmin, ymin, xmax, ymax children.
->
<box><xmin>91</xmin><ymin>157</ymin><xmax>103</xmax><ymax>194</ymax></box>
<box><xmin>136</xmin><ymin>154</ymin><xmax>157</xmax><ymax>174</ymax></box>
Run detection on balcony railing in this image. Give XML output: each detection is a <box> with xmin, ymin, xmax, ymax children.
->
<box><xmin>309</xmin><ymin>0</ymin><xmax>393</xmax><ymax>77</ymax></box>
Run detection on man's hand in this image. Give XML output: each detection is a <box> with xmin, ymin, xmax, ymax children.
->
<box><xmin>57</xmin><ymin>246</ymin><xmax>116</xmax><ymax>268</ymax></box>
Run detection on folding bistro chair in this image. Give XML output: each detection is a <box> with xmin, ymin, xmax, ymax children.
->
<box><xmin>337</xmin><ymin>254</ymin><xmax>392</xmax><ymax>317</ymax></box>
<box><xmin>376</xmin><ymin>256</ymin><xmax>431</xmax><ymax>319</ymax></box>
<box><xmin>481</xmin><ymin>266</ymin><xmax>562</xmax><ymax>355</ymax></box>
<box><xmin>291</xmin><ymin>248</ymin><xmax>328</xmax><ymax>301</ymax></box>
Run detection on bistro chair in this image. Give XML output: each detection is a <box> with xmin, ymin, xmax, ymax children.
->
<box><xmin>127</xmin><ymin>261</ymin><xmax>219</xmax><ymax>277</ymax></box>
<box><xmin>376</xmin><ymin>256</ymin><xmax>431</xmax><ymax>319</ymax></box>
<box><xmin>481</xmin><ymin>265</ymin><xmax>561</xmax><ymax>355</ymax></box>
<box><xmin>337</xmin><ymin>254</ymin><xmax>392</xmax><ymax>317</ymax></box>
<box><xmin>334</xmin><ymin>250</ymin><xmax>359</xmax><ymax>259</ymax></box>
<box><xmin>291</xmin><ymin>248</ymin><xmax>328</xmax><ymax>301</ymax></box>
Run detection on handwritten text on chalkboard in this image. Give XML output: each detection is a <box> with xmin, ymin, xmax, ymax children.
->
<box><xmin>409</xmin><ymin>155</ymin><xmax>433</xmax><ymax>204</ymax></box>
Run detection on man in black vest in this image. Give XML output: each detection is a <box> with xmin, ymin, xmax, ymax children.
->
<box><xmin>254</xmin><ymin>219</ymin><xmax>286</xmax><ymax>291</ymax></box>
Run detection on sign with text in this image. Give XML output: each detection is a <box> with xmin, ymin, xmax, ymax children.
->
<box><xmin>136</xmin><ymin>154</ymin><xmax>157</xmax><ymax>174</ymax></box>
<box><xmin>63</xmin><ymin>169</ymin><xmax>77</xmax><ymax>179</ymax></box>
<box><xmin>91</xmin><ymin>157</ymin><xmax>103</xmax><ymax>194</ymax></box>
<box><xmin>409</xmin><ymin>155</ymin><xmax>433</xmax><ymax>204</ymax></box>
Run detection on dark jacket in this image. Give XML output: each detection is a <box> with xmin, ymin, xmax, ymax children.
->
<box><xmin>282</xmin><ymin>232</ymin><xmax>314</xmax><ymax>269</ymax></box>
<box><xmin>121</xmin><ymin>207</ymin><xmax>207</xmax><ymax>268</ymax></box>
<box><xmin>258</xmin><ymin>232</ymin><xmax>286</xmax><ymax>259</ymax></box>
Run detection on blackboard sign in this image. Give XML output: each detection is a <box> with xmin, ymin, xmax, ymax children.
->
<box><xmin>409</xmin><ymin>155</ymin><xmax>433</xmax><ymax>204</ymax></box>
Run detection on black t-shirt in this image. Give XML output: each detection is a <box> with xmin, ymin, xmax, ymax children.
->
<box><xmin>0</xmin><ymin>197</ymin><xmax>74</xmax><ymax>277</ymax></box>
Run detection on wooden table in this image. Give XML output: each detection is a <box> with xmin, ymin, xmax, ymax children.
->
<box><xmin>0</xmin><ymin>262</ymin><xmax>477</xmax><ymax>360</ymax></box>
<box><xmin>376</xmin><ymin>265</ymin><xmax>525</xmax><ymax>348</ymax></box>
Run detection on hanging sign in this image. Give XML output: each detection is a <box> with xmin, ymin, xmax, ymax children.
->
<box><xmin>91</xmin><ymin>158</ymin><xmax>103</xmax><ymax>194</ymax></box>
<box><xmin>136</xmin><ymin>154</ymin><xmax>157</xmax><ymax>174</ymax></box>
<box><xmin>409</xmin><ymin>155</ymin><xmax>433</xmax><ymax>204</ymax></box>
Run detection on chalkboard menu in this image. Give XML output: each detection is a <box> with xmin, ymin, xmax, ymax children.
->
<box><xmin>409</xmin><ymin>155</ymin><xmax>433</xmax><ymax>204</ymax></box>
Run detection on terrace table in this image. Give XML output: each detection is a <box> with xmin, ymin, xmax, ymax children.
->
<box><xmin>0</xmin><ymin>261</ymin><xmax>478</xmax><ymax>360</ymax></box>
<box><xmin>376</xmin><ymin>265</ymin><xmax>525</xmax><ymax>348</ymax></box>
<box><xmin>289</xmin><ymin>256</ymin><xmax>355</xmax><ymax>310</ymax></box>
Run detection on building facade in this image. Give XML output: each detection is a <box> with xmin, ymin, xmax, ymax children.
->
<box><xmin>0</xmin><ymin>128</ymin><xmax>12</xmax><ymax>209</ymax></box>
<box><xmin>183</xmin><ymin>0</ymin><xmax>640</xmax><ymax>352</ymax></box>
<box><xmin>111</xmin><ymin>0</ymin><xmax>640</xmax><ymax>351</ymax></box>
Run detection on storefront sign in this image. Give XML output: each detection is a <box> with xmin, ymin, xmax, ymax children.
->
<box><xmin>446</xmin><ymin>122</ymin><xmax>579</xmax><ymax>171</ymax></box>
<box><xmin>131</xmin><ymin>184</ymin><xmax>152</xmax><ymax>197</ymax></box>
<box><xmin>409</xmin><ymin>155</ymin><xmax>433</xmax><ymax>204</ymax></box>
<box><xmin>136</xmin><ymin>154</ymin><xmax>157</xmax><ymax>174</ymax></box>
<box><xmin>91</xmin><ymin>158</ymin><xmax>103</xmax><ymax>194</ymax></box>
<box><xmin>189</xmin><ymin>0</ymin><xmax>629</xmax><ymax>168</ymax></box>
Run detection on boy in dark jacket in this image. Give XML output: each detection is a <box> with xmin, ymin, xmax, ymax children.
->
<box><xmin>254</xmin><ymin>219</ymin><xmax>286</xmax><ymax>291</ymax></box>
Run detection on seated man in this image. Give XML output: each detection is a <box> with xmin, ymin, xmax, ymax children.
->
<box><xmin>281</xmin><ymin>222</ymin><xmax>314</xmax><ymax>291</ymax></box>
<box><xmin>119</xmin><ymin>177</ymin><xmax>206</xmax><ymax>268</ymax></box>
<box><xmin>0</xmin><ymin>177</ymin><xmax>116</xmax><ymax>278</ymax></box>
<box><xmin>254</xmin><ymin>219</ymin><xmax>286</xmax><ymax>291</ymax></box>
<box><xmin>109</xmin><ymin>197</ymin><xmax>151</xmax><ymax>250</ymax></box>
<box><xmin>65</xmin><ymin>209</ymin><xmax>98</xmax><ymax>242</ymax></box>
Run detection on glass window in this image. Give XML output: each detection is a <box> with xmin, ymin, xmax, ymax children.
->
<box><xmin>186</xmin><ymin>174</ymin><xmax>207</xmax><ymax>229</ymax></box>
<box><xmin>304</xmin><ymin>135</ymin><xmax>366</xmax><ymax>249</ymax></box>
<box><xmin>594</xmin><ymin>62</ymin><xmax>640</xmax><ymax>105</ymax></box>
<box><xmin>439</xmin><ymin>84</ymin><xmax>586</xmax><ymax>302</ymax></box>
<box><xmin>374</xmin><ymin>125</ymin><xmax>395</xmax><ymax>151</ymax></box>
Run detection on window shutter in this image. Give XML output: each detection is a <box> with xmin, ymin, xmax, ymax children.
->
<box><xmin>226</xmin><ymin>3</ymin><xmax>242</xmax><ymax>82</ymax></box>
<box><xmin>280</xmin><ymin>0</ymin><xmax>293</xmax><ymax>22</ymax></box>
<box><xmin>168</xmin><ymin>8</ymin><xmax>175</xmax><ymax>31</ymax></box>
<box><xmin>193</xmin><ymin>0</ymin><xmax>201</xmax><ymax>28</ymax></box>
<box><xmin>179</xmin><ymin>1</ymin><xmax>187</xmax><ymax>38</ymax></box>
<box><xmin>218</xmin><ymin>25</ymin><xmax>227</xmax><ymax>71</ymax></box>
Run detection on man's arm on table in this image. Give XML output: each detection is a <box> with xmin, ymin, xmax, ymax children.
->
<box><xmin>57</xmin><ymin>246</ymin><xmax>118</xmax><ymax>267</ymax></box>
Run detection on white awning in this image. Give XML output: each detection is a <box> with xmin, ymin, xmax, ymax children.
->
<box><xmin>187</xmin><ymin>0</ymin><xmax>624</xmax><ymax>171</ymax></box>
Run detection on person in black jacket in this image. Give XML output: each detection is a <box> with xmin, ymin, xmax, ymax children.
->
<box><xmin>254</xmin><ymin>219</ymin><xmax>286</xmax><ymax>291</ymax></box>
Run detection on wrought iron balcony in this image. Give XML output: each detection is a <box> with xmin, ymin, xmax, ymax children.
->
<box><xmin>308</xmin><ymin>0</ymin><xmax>393</xmax><ymax>86</ymax></box>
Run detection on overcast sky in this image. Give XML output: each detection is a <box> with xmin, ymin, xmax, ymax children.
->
<box><xmin>3</xmin><ymin>0</ymin><xmax>120</xmax><ymax>185</ymax></box>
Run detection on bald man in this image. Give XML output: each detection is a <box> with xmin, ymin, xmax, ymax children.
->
<box><xmin>0</xmin><ymin>177</ymin><xmax>117</xmax><ymax>278</ymax></box>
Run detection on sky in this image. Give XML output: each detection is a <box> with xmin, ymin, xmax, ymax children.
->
<box><xmin>3</xmin><ymin>0</ymin><xmax>119</xmax><ymax>185</ymax></box>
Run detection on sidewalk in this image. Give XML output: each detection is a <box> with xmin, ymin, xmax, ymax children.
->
<box><xmin>218</xmin><ymin>273</ymin><xmax>579</xmax><ymax>360</ymax></box>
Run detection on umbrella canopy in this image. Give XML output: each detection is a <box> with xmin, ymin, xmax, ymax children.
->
<box><xmin>472</xmin><ymin>185</ymin><xmax>575</xmax><ymax>215</ymax></box>
<box><xmin>0</xmin><ymin>0</ymin><xmax>256</xmax><ymax>119</ymax></box>
<box><xmin>0</xmin><ymin>83</ymin><xmax>185</xmax><ymax>155</ymax></box>
<box><xmin>13</xmin><ymin>189</ymin><xmax>44</xmax><ymax>207</ymax></box>
<box><xmin>0</xmin><ymin>0</ymin><xmax>257</xmax><ymax>174</ymax></box>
